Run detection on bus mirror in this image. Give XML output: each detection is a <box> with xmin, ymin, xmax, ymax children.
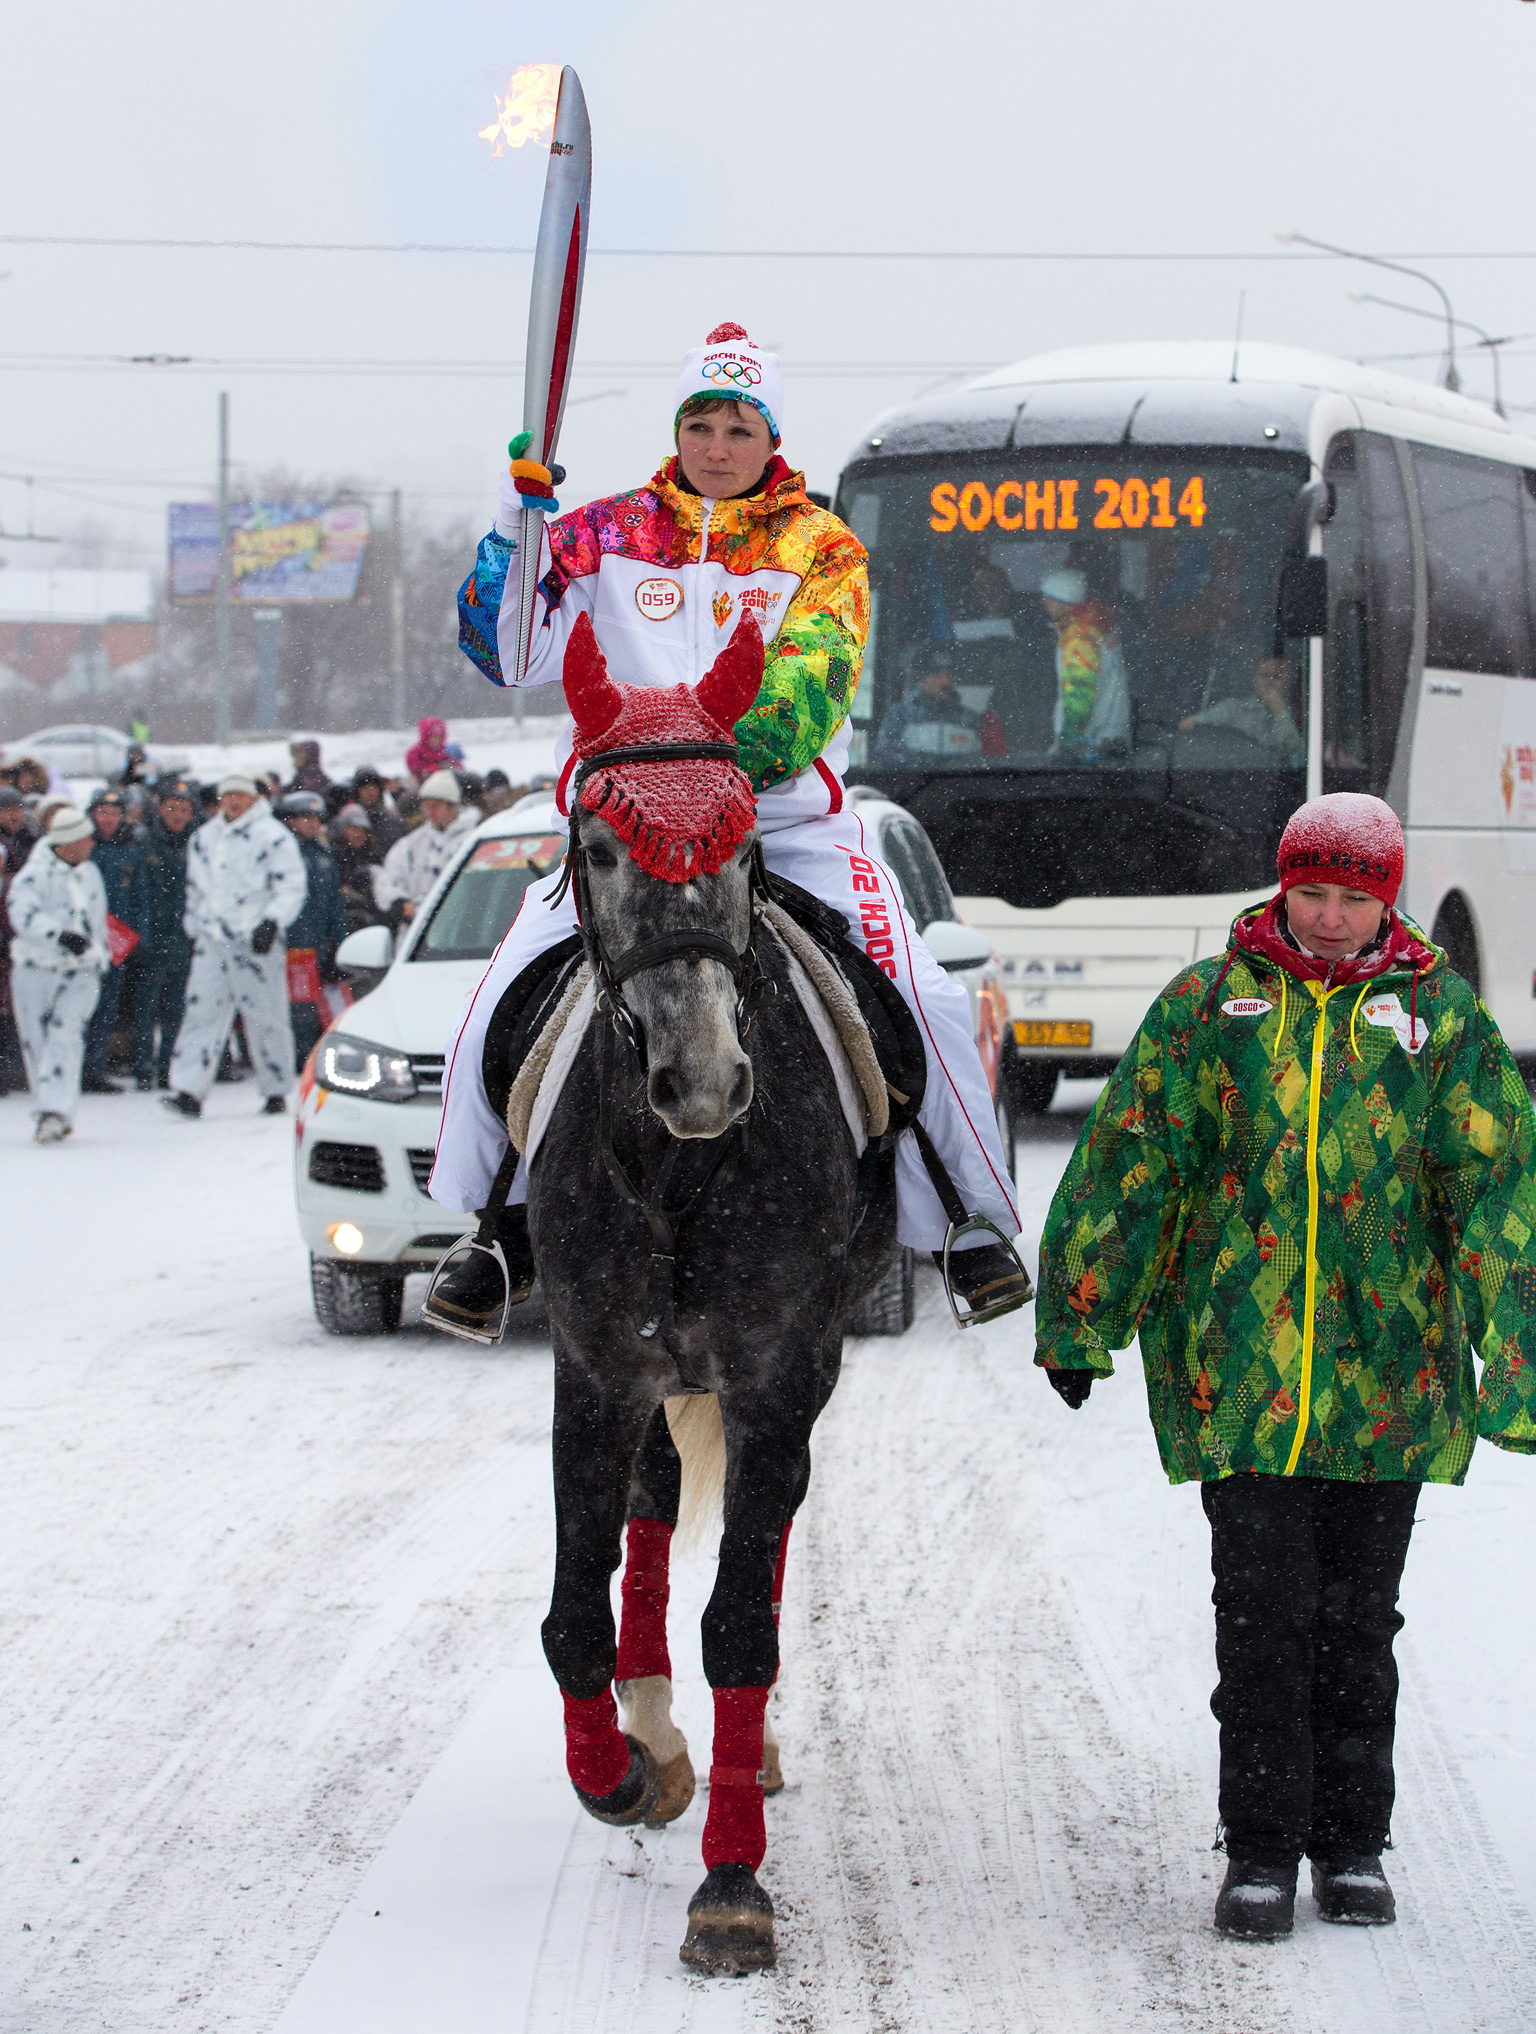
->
<box><xmin>1280</xmin><ymin>555</ymin><xmax>1329</xmax><ymax>638</ymax></box>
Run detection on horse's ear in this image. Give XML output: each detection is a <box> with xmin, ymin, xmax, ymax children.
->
<box><xmin>695</xmin><ymin>613</ymin><xmax>764</xmax><ymax>733</ymax></box>
<box><xmin>562</xmin><ymin>611</ymin><xmax>623</xmax><ymax>738</ymax></box>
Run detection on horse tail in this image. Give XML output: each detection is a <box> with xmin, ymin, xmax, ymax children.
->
<box><xmin>664</xmin><ymin>1393</ymin><xmax>726</xmax><ymax>1551</ymax></box>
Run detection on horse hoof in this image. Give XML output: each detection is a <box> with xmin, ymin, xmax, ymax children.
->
<box><xmin>761</xmin><ymin>1740</ymin><xmax>784</xmax><ymax>1797</ymax></box>
<box><xmin>645</xmin><ymin>1748</ymin><xmax>696</xmax><ymax>1827</ymax></box>
<box><xmin>574</xmin><ymin>1735</ymin><xmax>661</xmax><ymax>1826</ymax></box>
<box><xmin>679</xmin><ymin>1863</ymin><xmax>776</xmax><ymax>1975</ymax></box>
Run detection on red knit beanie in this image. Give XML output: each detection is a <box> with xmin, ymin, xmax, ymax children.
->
<box><xmin>1276</xmin><ymin>792</ymin><xmax>1403</xmax><ymax>905</ymax></box>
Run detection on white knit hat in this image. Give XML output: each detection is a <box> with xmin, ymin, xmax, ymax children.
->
<box><xmin>675</xmin><ymin>322</ymin><xmax>782</xmax><ymax>447</ymax></box>
<box><xmin>216</xmin><ymin>772</ymin><xmax>258</xmax><ymax>797</ymax></box>
<box><xmin>417</xmin><ymin>769</ymin><xmax>461</xmax><ymax>804</ymax></box>
<box><xmin>1039</xmin><ymin>569</ymin><xmax>1089</xmax><ymax>605</ymax></box>
<box><xmin>45</xmin><ymin>805</ymin><xmax>93</xmax><ymax>846</ymax></box>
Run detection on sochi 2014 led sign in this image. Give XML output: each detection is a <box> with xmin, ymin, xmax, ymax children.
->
<box><xmin>928</xmin><ymin>476</ymin><xmax>1208</xmax><ymax>534</ymax></box>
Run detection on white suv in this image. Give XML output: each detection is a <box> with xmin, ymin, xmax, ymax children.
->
<box><xmin>296</xmin><ymin>792</ymin><xmax>1015</xmax><ymax>1336</ymax></box>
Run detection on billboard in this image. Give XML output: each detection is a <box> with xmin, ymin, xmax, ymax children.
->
<box><xmin>168</xmin><ymin>500</ymin><xmax>371</xmax><ymax>604</ymax></box>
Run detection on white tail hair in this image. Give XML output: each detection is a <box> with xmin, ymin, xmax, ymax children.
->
<box><xmin>664</xmin><ymin>1392</ymin><xmax>726</xmax><ymax>1551</ymax></box>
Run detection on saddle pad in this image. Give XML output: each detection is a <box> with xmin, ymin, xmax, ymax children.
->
<box><xmin>507</xmin><ymin>965</ymin><xmax>593</xmax><ymax>1155</ymax></box>
<box><xmin>768</xmin><ymin>929</ymin><xmax>868</xmax><ymax>1154</ymax></box>
<box><xmin>757</xmin><ymin>900</ymin><xmax>890</xmax><ymax>1137</ymax></box>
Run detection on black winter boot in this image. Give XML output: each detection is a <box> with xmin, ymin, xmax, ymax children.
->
<box><xmin>1214</xmin><ymin>1858</ymin><xmax>1297</xmax><ymax>1940</ymax></box>
<box><xmin>933</xmin><ymin>1240</ymin><xmax>1032</xmax><ymax>1322</ymax></box>
<box><xmin>428</xmin><ymin>1207</ymin><xmax>536</xmax><ymax>1329</ymax></box>
<box><xmin>162</xmin><ymin>1092</ymin><xmax>202</xmax><ymax>1118</ymax></box>
<box><xmin>1311</xmin><ymin>1854</ymin><xmax>1395</xmax><ymax>1925</ymax></box>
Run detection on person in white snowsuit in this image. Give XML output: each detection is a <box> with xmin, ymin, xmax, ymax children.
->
<box><xmin>8</xmin><ymin>804</ymin><xmax>109</xmax><ymax>1143</ymax></box>
<box><xmin>432</xmin><ymin>324</ymin><xmax>1021</xmax><ymax>1311</ymax></box>
<box><xmin>165</xmin><ymin>775</ymin><xmax>307</xmax><ymax>1118</ymax></box>
<box><xmin>372</xmin><ymin>770</ymin><xmax>478</xmax><ymax>927</ymax></box>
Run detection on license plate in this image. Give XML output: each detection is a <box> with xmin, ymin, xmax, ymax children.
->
<box><xmin>1014</xmin><ymin>1019</ymin><xmax>1092</xmax><ymax>1049</ymax></box>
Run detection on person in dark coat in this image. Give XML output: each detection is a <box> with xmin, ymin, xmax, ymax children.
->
<box><xmin>284</xmin><ymin>740</ymin><xmax>331</xmax><ymax>795</ymax></box>
<box><xmin>330</xmin><ymin>803</ymin><xmax>383</xmax><ymax>933</ymax></box>
<box><xmin>349</xmin><ymin>767</ymin><xmax>406</xmax><ymax>855</ymax></box>
<box><xmin>277</xmin><ymin>792</ymin><xmax>349</xmax><ymax>1070</ymax></box>
<box><xmin>0</xmin><ymin>784</ymin><xmax>37</xmax><ymax>1092</ymax></box>
<box><xmin>82</xmin><ymin>789</ymin><xmax>147</xmax><ymax>1092</ymax></box>
<box><xmin>131</xmin><ymin>777</ymin><xmax>199</xmax><ymax>1091</ymax></box>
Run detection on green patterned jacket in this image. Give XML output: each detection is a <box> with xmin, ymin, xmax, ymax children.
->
<box><xmin>1035</xmin><ymin>909</ymin><xmax>1536</xmax><ymax>1485</ymax></box>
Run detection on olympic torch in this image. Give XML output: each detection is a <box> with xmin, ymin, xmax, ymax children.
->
<box><xmin>508</xmin><ymin>66</ymin><xmax>592</xmax><ymax>685</ymax></box>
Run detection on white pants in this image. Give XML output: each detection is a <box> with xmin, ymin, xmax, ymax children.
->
<box><xmin>12</xmin><ymin>963</ymin><xmax>103</xmax><ymax>1124</ymax></box>
<box><xmin>430</xmin><ymin>809</ymin><xmax>1019</xmax><ymax>1250</ymax></box>
<box><xmin>169</xmin><ymin>942</ymin><xmax>293</xmax><ymax>1102</ymax></box>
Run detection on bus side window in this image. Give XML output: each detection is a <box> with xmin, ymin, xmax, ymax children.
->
<box><xmin>1413</xmin><ymin>446</ymin><xmax>1530</xmax><ymax>679</ymax></box>
<box><xmin>1323</xmin><ymin>434</ymin><xmax>1415</xmax><ymax>798</ymax></box>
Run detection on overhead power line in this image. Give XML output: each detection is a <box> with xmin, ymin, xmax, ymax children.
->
<box><xmin>0</xmin><ymin>351</ymin><xmax>986</xmax><ymax>380</ymax></box>
<box><xmin>4</xmin><ymin>233</ymin><xmax>1536</xmax><ymax>261</ymax></box>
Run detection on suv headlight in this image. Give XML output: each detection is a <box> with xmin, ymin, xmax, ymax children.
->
<box><xmin>316</xmin><ymin>1032</ymin><xmax>417</xmax><ymax>1102</ymax></box>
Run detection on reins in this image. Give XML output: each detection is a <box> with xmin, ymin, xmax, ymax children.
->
<box><xmin>550</xmin><ymin>736</ymin><xmax>766</xmax><ymax>1389</ymax></box>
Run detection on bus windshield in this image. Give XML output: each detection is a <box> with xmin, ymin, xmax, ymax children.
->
<box><xmin>841</xmin><ymin>454</ymin><xmax>1308</xmax><ymax>777</ymax></box>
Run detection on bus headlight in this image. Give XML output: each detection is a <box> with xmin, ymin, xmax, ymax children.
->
<box><xmin>316</xmin><ymin>1033</ymin><xmax>417</xmax><ymax>1102</ymax></box>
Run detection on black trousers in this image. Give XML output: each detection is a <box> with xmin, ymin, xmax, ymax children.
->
<box><xmin>1202</xmin><ymin>1475</ymin><xmax>1419</xmax><ymax>1867</ymax></box>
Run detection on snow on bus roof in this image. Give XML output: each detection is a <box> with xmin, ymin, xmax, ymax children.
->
<box><xmin>964</xmin><ymin>341</ymin><xmax>1509</xmax><ymax>432</ymax></box>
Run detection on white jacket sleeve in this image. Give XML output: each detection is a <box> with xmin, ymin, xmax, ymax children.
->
<box><xmin>492</xmin><ymin>506</ymin><xmax>595</xmax><ymax>691</ymax></box>
<box><xmin>263</xmin><ymin>822</ymin><xmax>308</xmax><ymax>931</ymax></box>
<box><xmin>183</xmin><ymin>831</ymin><xmax>213</xmax><ymax>942</ymax></box>
<box><xmin>372</xmin><ymin>833</ymin><xmax>413</xmax><ymax>911</ymax></box>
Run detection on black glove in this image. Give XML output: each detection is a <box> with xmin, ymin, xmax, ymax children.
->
<box><xmin>251</xmin><ymin>919</ymin><xmax>279</xmax><ymax>956</ymax></box>
<box><xmin>58</xmin><ymin>929</ymin><xmax>90</xmax><ymax>957</ymax></box>
<box><xmin>386</xmin><ymin>897</ymin><xmax>411</xmax><ymax>933</ymax></box>
<box><xmin>1047</xmin><ymin>1367</ymin><xmax>1094</xmax><ymax>1410</ymax></box>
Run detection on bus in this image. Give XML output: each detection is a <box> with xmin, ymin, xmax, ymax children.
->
<box><xmin>836</xmin><ymin>339</ymin><xmax>1536</xmax><ymax>1107</ymax></box>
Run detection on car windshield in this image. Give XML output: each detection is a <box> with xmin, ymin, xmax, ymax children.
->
<box><xmin>840</xmin><ymin>455</ymin><xmax>1308</xmax><ymax>775</ymax></box>
<box><xmin>411</xmin><ymin>833</ymin><xmax>566</xmax><ymax>962</ymax></box>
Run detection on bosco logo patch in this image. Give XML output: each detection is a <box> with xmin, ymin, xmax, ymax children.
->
<box><xmin>1222</xmin><ymin>997</ymin><xmax>1274</xmax><ymax>1017</ymax></box>
<box><xmin>635</xmin><ymin>577</ymin><xmax>682</xmax><ymax>620</ymax></box>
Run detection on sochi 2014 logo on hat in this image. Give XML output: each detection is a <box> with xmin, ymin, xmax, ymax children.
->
<box><xmin>701</xmin><ymin>354</ymin><xmax>763</xmax><ymax>389</ymax></box>
<box><xmin>635</xmin><ymin>577</ymin><xmax>683</xmax><ymax>620</ymax></box>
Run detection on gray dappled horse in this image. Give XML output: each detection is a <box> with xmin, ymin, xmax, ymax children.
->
<box><xmin>524</xmin><ymin>614</ymin><xmax>897</xmax><ymax>1974</ymax></box>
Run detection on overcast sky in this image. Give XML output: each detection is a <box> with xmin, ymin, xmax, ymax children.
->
<box><xmin>3</xmin><ymin>0</ymin><xmax>1535</xmax><ymax>572</ymax></box>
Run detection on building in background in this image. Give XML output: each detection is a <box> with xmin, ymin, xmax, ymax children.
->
<box><xmin>0</xmin><ymin>571</ymin><xmax>157</xmax><ymax>721</ymax></box>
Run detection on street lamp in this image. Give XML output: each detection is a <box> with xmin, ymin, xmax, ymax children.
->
<box><xmin>1279</xmin><ymin>232</ymin><xmax>1461</xmax><ymax>391</ymax></box>
<box><xmin>1350</xmin><ymin>292</ymin><xmax>1532</xmax><ymax>419</ymax></box>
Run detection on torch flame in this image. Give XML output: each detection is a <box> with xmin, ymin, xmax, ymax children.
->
<box><xmin>478</xmin><ymin>63</ymin><xmax>561</xmax><ymax>155</ymax></box>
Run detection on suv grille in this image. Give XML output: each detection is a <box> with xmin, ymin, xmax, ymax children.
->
<box><xmin>407</xmin><ymin>1148</ymin><xmax>437</xmax><ymax>1194</ymax></box>
<box><xmin>309</xmin><ymin>1141</ymin><xmax>385</xmax><ymax>1193</ymax></box>
<box><xmin>409</xmin><ymin>1054</ymin><xmax>445</xmax><ymax>1098</ymax></box>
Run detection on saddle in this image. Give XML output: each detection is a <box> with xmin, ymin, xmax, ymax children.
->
<box><xmin>479</xmin><ymin>873</ymin><xmax>922</xmax><ymax>1149</ymax></box>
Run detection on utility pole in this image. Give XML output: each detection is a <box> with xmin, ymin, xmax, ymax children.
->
<box><xmin>389</xmin><ymin>487</ymin><xmax>406</xmax><ymax>730</ymax></box>
<box><xmin>215</xmin><ymin>391</ymin><xmax>232</xmax><ymax>745</ymax></box>
<box><xmin>1279</xmin><ymin>233</ymin><xmax>1460</xmax><ymax>392</ymax></box>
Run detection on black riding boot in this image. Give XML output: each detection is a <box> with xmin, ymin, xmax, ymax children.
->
<box><xmin>431</xmin><ymin>1206</ymin><xmax>537</xmax><ymax>1327</ymax></box>
<box><xmin>932</xmin><ymin>1240</ymin><xmax>1031</xmax><ymax>1321</ymax></box>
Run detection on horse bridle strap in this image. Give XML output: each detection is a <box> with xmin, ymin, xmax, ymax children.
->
<box><xmin>572</xmin><ymin>741</ymin><xmax>741</xmax><ymax>789</ymax></box>
<box><xmin>606</xmin><ymin>928</ymin><xmax>750</xmax><ymax>989</ymax></box>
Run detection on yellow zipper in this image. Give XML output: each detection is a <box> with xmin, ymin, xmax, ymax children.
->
<box><xmin>1284</xmin><ymin>982</ymin><xmax>1341</xmax><ymax>1477</ymax></box>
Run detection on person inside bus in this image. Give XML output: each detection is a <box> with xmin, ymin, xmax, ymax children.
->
<box><xmin>871</xmin><ymin>651</ymin><xmax>984</xmax><ymax>762</ymax></box>
<box><xmin>1038</xmin><ymin>568</ymin><xmax>1130</xmax><ymax>754</ymax></box>
<box><xmin>1132</xmin><ymin>535</ymin><xmax>1243</xmax><ymax>728</ymax></box>
<box><xmin>1179</xmin><ymin>654</ymin><xmax>1305</xmax><ymax>766</ymax></box>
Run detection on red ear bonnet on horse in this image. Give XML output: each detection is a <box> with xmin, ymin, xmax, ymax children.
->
<box><xmin>560</xmin><ymin>614</ymin><xmax>762</xmax><ymax>883</ymax></box>
<box><xmin>695</xmin><ymin>613</ymin><xmax>764</xmax><ymax>730</ymax></box>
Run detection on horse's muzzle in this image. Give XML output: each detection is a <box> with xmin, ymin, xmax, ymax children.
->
<box><xmin>647</xmin><ymin>1054</ymin><xmax>753</xmax><ymax>1140</ymax></box>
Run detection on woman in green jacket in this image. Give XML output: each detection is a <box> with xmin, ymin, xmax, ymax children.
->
<box><xmin>1035</xmin><ymin>792</ymin><xmax>1536</xmax><ymax>1940</ymax></box>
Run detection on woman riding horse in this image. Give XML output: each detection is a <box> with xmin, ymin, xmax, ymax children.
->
<box><xmin>431</xmin><ymin>321</ymin><xmax>1022</xmax><ymax>1308</ymax></box>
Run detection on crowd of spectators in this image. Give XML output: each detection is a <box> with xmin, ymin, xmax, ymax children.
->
<box><xmin>0</xmin><ymin>720</ymin><xmax>538</xmax><ymax>1139</ymax></box>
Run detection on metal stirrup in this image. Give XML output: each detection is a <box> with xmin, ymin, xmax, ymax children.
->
<box><xmin>907</xmin><ymin>1118</ymin><xmax>1034</xmax><ymax>1328</ymax></box>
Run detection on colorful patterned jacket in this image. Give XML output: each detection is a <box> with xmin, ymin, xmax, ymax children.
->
<box><xmin>1035</xmin><ymin>904</ymin><xmax>1536</xmax><ymax>1486</ymax></box>
<box><xmin>457</xmin><ymin>456</ymin><xmax>868</xmax><ymax>812</ymax></box>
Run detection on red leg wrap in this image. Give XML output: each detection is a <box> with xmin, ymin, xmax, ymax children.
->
<box><xmin>615</xmin><ymin>1515</ymin><xmax>673</xmax><ymax>1683</ymax></box>
<box><xmin>561</xmin><ymin>1688</ymin><xmax>631</xmax><ymax>1797</ymax></box>
<box><xmin>701</xmin><ymin>1685</ymin><xmax>771</xmax><ymax>1871</ymax></box>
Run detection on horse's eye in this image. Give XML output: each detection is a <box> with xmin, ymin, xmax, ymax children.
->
<box><xmin>585</xmin><ymin>844</ymin><xmax>617</xmax><ymax>870</ymax></box>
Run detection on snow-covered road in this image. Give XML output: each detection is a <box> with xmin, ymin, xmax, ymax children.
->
<box><xmin>3</xmin><ymin>1081</ymin><xmax>1534</xmax><ymax>2032</ymax></box>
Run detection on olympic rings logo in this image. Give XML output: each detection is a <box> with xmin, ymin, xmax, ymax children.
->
<box><xmin>701</xmin><ymin>357</ymin><xmax>762</xmax><ymax>388</ymax></box>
